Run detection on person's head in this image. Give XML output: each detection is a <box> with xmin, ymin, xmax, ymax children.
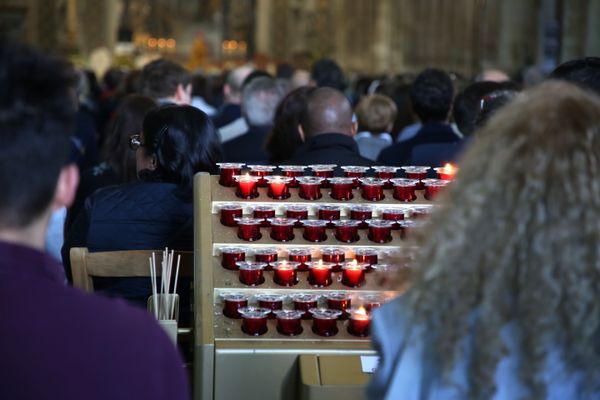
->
<box><xmin>0</xmin><ymin>42</ymin><xmax>79</xmax><ymax>241</ymax></box>
<box><xmin>104</xmin><ymin>94</ymin><xmax>157</xmax><ymax>183</ymax></box>
<box><xmin>474</xmin><ymin>87</ymin><xmax>520</xmax><ymax>131</ymax></box>
<box><xmin>311</xmin><ymin>58</ymin><xmax>346</xmax><ymax>91</ymax></box>
<box><xmin>265</xmin><ymin>86</ymin><xmax>316</xmax><ymax>163</ymax></box>
<box><xmin>223</xmin><ymin>65</ymin><xmax>254</xmax><ymax>104</ymax></box>
<box><xmin>291</xmin><ymin>69</ymin><xmax>310</xmax><ymax>89</ymax></box>
<box><xmin>453</xmin><ymin>80</ymin><xmax>520</xmax><ymax>136</ymax></box>
<box><xmin>355</xmin><ymin>94</ymin><xmax>397</xmax><ymax>134</ymax></box>
<box><xmin>475</xmin><ymin>68</ymin><xmax>510</xmax><ymax>82</ymax></box>
<box><xmin>135</xmin><ymin>105</ymin><xmax>221</xmax><ymax>197</ymax></box>
<box><xmin>102</xmin><ymin>67</ymin><xmax>126</xmax><ymax>92</ymax></box>
<box><xmin>299</xmin><ymin>87</ymin><xmax>355</xmax><ymax>140</ymax></box>
<box><xmin>241</xmin><ymin>76</ymin><xmax>285</xmax><ymax>128</ymax></box>
<box><xmin>140</xmin><ymin>59</ymin><xmax>191</xmax><ymax>104</ymax></box>
<box><xmin>410</xmin><ymin>68</ymin><xmax>454</xmax><ymax>123</ymax></box>
<box><xmin>550</xmin><ymin>56</ymin><xmax>600</xmax><ymax>96</ymax></box>
<box><xmin>403</xmin><ymin>82</ymin><xmax>600</xmax><ymax>398</ymax></box>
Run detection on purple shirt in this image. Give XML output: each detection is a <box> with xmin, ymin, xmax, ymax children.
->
<box><xmin>0</xmin><ymin>241</ymin><xmax>190</xmax><ymax>400</ymax></box>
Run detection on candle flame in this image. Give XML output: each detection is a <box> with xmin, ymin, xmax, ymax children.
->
<box><xmin>356</xmin><ymin>307</ymin><xmax>367</xmax><ymax>316</ymax></box>
<box><xmin>350</xmin><ymin>259</ymin><xmax>358</xmax><ymax>268</ymax></box>
<box><xmin>443</xmin><ymin>163</ymin><xmax>456</xmax><ymax>173</ymax></box>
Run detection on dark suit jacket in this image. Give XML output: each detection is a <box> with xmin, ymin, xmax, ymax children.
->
<box><xmin>378</xmin><ymin>122</ymin><xmax>462</xmax><ymax>166</ymax></box>
<box><xmin>222</xmin><ymin>125</ymin><xmax>272</xmax><ymax>164</ymax></box>
<box><xmin>284</xmin><ymin>133</ymin><xmax>377</xmax><ymax>172</ymax></box>
<box><xmin>212</xmin><ymin>103</ymin><xmax>242</xmax><ymax>128</ymax></box>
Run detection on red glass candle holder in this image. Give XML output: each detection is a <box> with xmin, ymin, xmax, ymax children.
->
<box><xmin>269</xmin><ymin>217</ymin><xmax>296</xmax><ymax>242</ymax></box>
<box><xmin>237</xmin><ymin>261</ymin><xmax>266</xmax><ymax>286</ymax></box>
<box><xmin>329</xmin><ymin>177</ymin><xmax>355</xmax><ymax>200</ymax></box>
<box><xmin>309</xmin><ymin>308</ymin><xmax>342</xmax><ymax>336</ymax></box>
<box><xmin>354</xmin><ymin>248</ymin><xmax>379</xmax><ymax>271</ymax></box>
<box><xmin>248</xmin><ymin>165</ymin><xmax>276</xmax><ymax>187</ymax></box>
<box><xmin>302</xmin><ymin>220</ymin><xmax>328</xmax><ymax>242</ymax></box>
<box><xmin>238</xmin><ymin>307</ymin><xmax>271</xmax><ymax>336</ymax></box>
<box><xmin>309</xmin><ymin>164</ymin><xmax>336</xmax><ymax>188</ymax></box>
<box><xmin>381</xmin><ymin>208</ymin><xmax>406</xmax><ymax>229</ymax></box>
<box><xmin>401</xmin><ymin>166</ymin><xmax>431</xmax><ymax>190</ymax></box>
<box><xmin>235</xmin><ymin>217</ymin><xmax>262</xmax><ymax>241</ymax></box>
<box><xmin>272</xmin><ymin>261</ymin><xmax>300</xmax><ymax>286</ymax></box>
<box><xmin>234</xmin><ymin>174</ymin><xmax>260</xmax><ymax>199</ymax></box>
<box><xmin>217</xmin><ymin>162</ymin><xmax>245</xmax><ymax>187</ymax></box>
<box><xmin>348</xmin><ymin>308</ymin><xmax>372</xmax><ymax>337</ymax></box>
<box><xmin>253</xmin><ymin>206</ymin><xmax>276</xmax><ymax>227</ymax></box>
<box><xmin>367</xmin><ymin>220</ymin><xmax>394</xmax><ymax>243</ymax></box>
<box><xmin>256</xmin><ymin>293</ymin><xmax>285</xmax><ymax>318</ymax></box>
<box><xmin>350</xmin><ymin>205</ymin><xmax>373</xmax><ymax>229</ymax></box>
<box><xmin>390</xmin><ymin>178</ymin><xmax>419</xmax><ymax>202</ymax></box>
<box><xmin>359</xmin><ymin>178</ymin><xmax>386</xmax><ymax>201</ymax></box>
<box><xmin>341</xmin><ymin>166</ymin><xmax>370</xmax><ymax>188</ymax></box>
<box><xmin>373</xmin><ymin>166</ymin><xmax>400</xmax><ymax>188</ymax></box>
<box><xmin>410</xmin><ymin>206</ymin><xmax>433</xmax><ymax>219</ymax></box>
<box><xmin>293</xmin><ymin>294</ymin><xmax>319</xmax><ymax>319</ymax></box>
<box><xmin>266</xmin><ymin>176</ymin><xmax>292</xmax><ymax>200</ymax></box>
<box><xmin>220</xmin><ymin>247</ymin><xmax>246</xmax><ymax>270</ymax></box>
<box><xmin>423</xmin><ymin>179</ymin><xmax>450</xmax><ymax>200</ymax></box>
<box><xmin>362</xmin><ymin>294</ymin><xmax>385</xmax><ymax>313</ymax></box>
<box><xmin>274</xmin><ymin>310</ymin><xmax>304</xmax><ymax>336</ymax></box>
<box><xmin>371</xmin><ymin>263</ymin><xmax>401</xmax><ymax>287</ymax></box>
<box><xmin>334</xmin><ymin>220</ymin><xmax>360</xmax><ymax>243</ymax></box>
<box><xmin>222</xmin><ymin>293</ymin><xmax>249</xmax><ymax>318</ymax></box>
<box><xmin>278</xmin><ymin>165</ymin><xmax>306</xmax><ymax>187</ymax></box>
<box><xmin>285</xmin><ymin>205</ymin><xmax>309</xmax><ymax>227</ymax></box>
<box><xmin>325</xmin><ymin>293</ymin><xmax>352</xmax><ymax>319</ymax></box>
<box><xmin>434</xmin><ymin>164</ymin><xmax>457</xmax><ymax>181</ymax></box>
<box><xmin>321</xmin><ymin>247</ymin><xmax>346</xmax><ymax>272</ymax></box>
<box><xmin>287</xmin><ymin>248</ymin><xmax>312</xmax><ymax>271</ymax></box>
<box><xmin>253</xmin><ymin>247</ymin><xmax>278</xmax><ymax>270</ymax></box>
<box><xmin>297</xmin><ymin>176</ymin><xmax>324</xmax><ymax>200</ymax></box>
<box><xmin>317</xmin><ymin>205</ymin><xmax>341</xmax><ymax>227</ymax></box>
<box><xmin>219</xmin><ymin>203</ymin><xmax>244</xmax><ymax>226</ymax></box>
<box><xmin>308</xmin><ymin>261</ymin><xmax>334</xmax><ymax>287</ymax></box>
<box><xmin>342</xmin><ymin>262</ymin><xmax>367</xmax><ymax>288</ymax></box>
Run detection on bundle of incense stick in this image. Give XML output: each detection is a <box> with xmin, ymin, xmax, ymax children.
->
<box><xmin>149</xmin><ymin>248</ymin><xmax>181</xmax><ymax>320</ymax></box>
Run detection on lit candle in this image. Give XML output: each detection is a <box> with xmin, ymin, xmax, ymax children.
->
<box><xmin>435</xmin><ymin>163</ymin><xmax>457</xmax><ymax>180</ymax></box>
<box><xmin>272</xmin><ymin>261</ymin><xmax>299</xmax><ymax>286</ymax></box>
<box><xmin>266</xmin><ymin>176</ymin><xmax>292</xmax><ymax>200</ymax></box>
<box><xmin>235</xmin><ymin>173</ymin><xmax>259</xmax><ymax>199</ymax></box>
<box><xmin>348</xmin><ymin>307</ymin><xmax>371</xmax><ymax>337</ymax></box>
<box><xmin>341</xmin><ymin>260</ymin><xmax>366</xmax><ymax>288</ymax></box>
<box><xmin>308</xmin><ymin>260</ymin><xmax>334</xmax><ymax>287</ymax></box>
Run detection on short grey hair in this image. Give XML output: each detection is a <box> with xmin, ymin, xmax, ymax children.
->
<box><xmin>242</xmin><ymin>77</ymin><xmax>285</xmax><ymax>127</ymax></box>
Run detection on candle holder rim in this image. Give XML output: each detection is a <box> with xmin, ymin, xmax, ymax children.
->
<box><xmin>252</xmin><ymin>247</ymin><xmax>279</xmax><ymax>255</ymax></box>
<box><xmin>353</xmin><ymin>247</ymin><xmax>380</xmax><ymax>255</ymax></box>
<box><xmin>333</xmin><ymin>220</ymin><xmax>360</xmax><ymax>227</ymax></box>
<box><xmin>400</xmin><ymin>165</ymin><xmax>431</xmax><ymax>172</ymax></box>
<box><xmin>341</xmin><ymin>165</ymin><xmax>371</xmax><ymax>171</ymax></box>
<box><xmin>247</xmin><ymin>164</ymin><xmax>276</xmax><ymax>170</ymax></box>
<box><xmin>389</xmin><ymin>178</ymin><xmax>420</xmax><ymax>185</ymax></box>
<box><xmin>308</xmin><ymin>164</ymin><xmax>337</xmax><ymax>170</ymax></box>
<box><xmin>233</xmin><ymin>174</ymin><xmax>261</xmax><ymax>182</ymax></box>
<box><xmin>328</xmin><ymin>177</ymin><xmax>355</xmax><ymax>184</ymax></box>
<box><xmin>234</xmin><ymin>217</ymin><xmax>263</xmax><ymax>225</ymax></box>
<box><xmin>278</xmin><ymin>165</ymin><xmax>307</xmax><ymax>171</ymax></box>
<box><xmin>273</xmin><ymin>309</ymin><xmax>304</xmax><ymax>319</ymax></box>
<box><xmin>317</xmin><ymin>205</ymin><xmax>342</xmax><ymax>211</ymax></box>
<box><xmin>308</xmin><ymin>261</ymin><xmax>335</xmax><ymax>269</ymax></box>
<box><xmin>236</xmin><ymin>261</ymin><xmax>268</xmax><ymax>270</ymax></box>
<box><xmin>220</xmin><ymin>246</ymin><xmax>248</xmax><ymax>253</ymax></box>
<box><xmin>272</xmin><ymin>261</ymin><xmax>300</xmax><ymax>269</ymax></box>
<box><xmin>365</xmin><ymin>219</ymin><xmax>395</xmax><ymax>227</ymax></box>
<box><xmin>237</xmin><ymin>307</ymin><xmax>272</xmax><ymax>318</ymax></box>
<box><xmin>300</xmin><ymin>219</ymin><xmax>329</xmax><ymax>227</ymax></box>
<box><xmin>265</xmin><ymin>175</ymin><xmax>293</xmax><ymax>183</ymax></box>
<box><xmin>284</xmin><ymin>204</ymin><xmax>310</xmax><ymax>211</ymax></box>
<box><xmin>342</xmin><ymin>262</ymin><xmax>370</xmax><ymax>270</ymax></box>
<box><xmin>320</xmin><ymin>247</ymin><xmax>346</xmax><ymax>255</ymax></box>
<box><xmin>372</xmin><ymin>166</ymin><xmax>401</xmax><ymax>172</ymax></box>
<box><xmin>221</xmin><ymin>293</ymin><xmax>249</xmax><ymax>301</ymax></box>
<box><xmin>358</xmin><ymin>177</ymin><xmax>386</xmax><ymax>185</ymax></box>
<box><xmin>286</xmin><ymin>247</ymin><xmax>313</xmax><ymax>255</ymax></box>
<box><xmin>349</xmin><ymin>204</ymin><xmax>374</xmax><ymax>211</ymax></box>
<box><xmin>255</xmin><ymin>293</ymin><xmax>287</xmax><ymax>301</ymax></box>
<box><xmin>292</xmin><ymin>293</ymin><xmax>320</xmax><ymax>301</ymax></box>
<box><xmin>308</xmin><ymin>308</ymin><xmax>343</xmax><ymax>319</ymax></box>
<box><xmin>219</xmin><ymin>203</ymin><xmax>244</xmax><ymax>210</ymax></box>
<box><xmin>296</xmin><ymin>176</ymin><xmax>325</xmax><ymax>184</ymax></box>
<box><xmin>217</xmin><ymin>162</ymin><xmax>245</xmax><ymax>168</ymax></box>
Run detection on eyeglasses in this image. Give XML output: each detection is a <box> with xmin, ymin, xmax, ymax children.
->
<box><xmin>129</xmin><ymin>134</ymin><xmax>144</xmax><ymax>151</ymax></box>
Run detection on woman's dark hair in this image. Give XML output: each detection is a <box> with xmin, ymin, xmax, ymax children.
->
<box><xmin>265</xmin><ymin>86</ymin><xmax>315</xmax><ymax>164</ymax></box>
<box><xmin>104</xmin><ymin>94</ymin><xmax>157</xmax><ymax>183</ymax></box>
<box><xmin>141</xmin><ymin>104</ymin><xmax>222</xmax><ymax>197</ymax></box>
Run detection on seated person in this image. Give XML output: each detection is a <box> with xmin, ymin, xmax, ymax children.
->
<box><xmin>368</xmin><ymin>82</ymin><xmax>600</xmax><ymax>399</ymax></box>
<box><xmin>354</xmin><ymin>94</ymin><xmax>397</xmax><ymax>160</ymax></box>
<box><xmin>0</xmin><ymin>41</ymin><xmax>188</xmax><ymax>400</ymax></box>
<box><xmin>63</xmin><ymin>105</ymin><xmax>221</xmax><ymax>310</ymax></box>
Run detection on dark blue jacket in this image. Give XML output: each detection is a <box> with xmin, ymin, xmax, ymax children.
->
<box><xmin>212</xmin><ymin>103</ymin><xmax>242</xmax><ymax>128</ymax></box>
<box><xmin>222</xmin><ymin>125</ymin><xmax>272</xmax><ymax>164</ymax></box>
<box><xmin>62</xmin><ymin>182</ymin><xmax>193</xmax><ymax>306</ymax></box>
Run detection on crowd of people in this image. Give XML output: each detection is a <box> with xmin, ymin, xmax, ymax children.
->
<box><xmin>0</xmin><ymin>39</ymin><xmax>599</xmax><ymax>399</ymax></box>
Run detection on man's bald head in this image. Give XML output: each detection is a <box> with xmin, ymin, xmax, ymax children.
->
<box><xmin>300</xmin><ymin>87</ymin><xmax>354</xmax><ymax>138</ymax></box>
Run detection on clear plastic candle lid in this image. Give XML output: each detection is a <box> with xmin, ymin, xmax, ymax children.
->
<box><xmin>247</xmin><ymin>165</ymin><xmax>276</xmax><ymax>171</ymax></box>
<box><xmin>296</xmin><ymin>176</ymin><xmax>325</xmax><ymax>185</ymax></box>
<box><xmin>324</xmin><ymin>292</ymin><xmax>352</xmax><ymax>301</ymax></box>
<box><xmin>321</xmin><ymin>247</ymin><xmax>345</xmax><ymax>256</ymax></box>
<box><xmin>285</xmin><ymin>204</ymin><xmax>309</xmax><ymax>212</ymax></box>
<box><xmin>401</xmin><ymin>166</ymin><xmax>431</xmax><ymax>173</ymax></box>
<box><xmin>423</xmin><ymin>178</ymin><xmax>450</xmax><ymax>187</ymax></box>
<box><xmin>358</xmin><ymin>177</ymin><xmax>386</xmax><ymax>186</ymax></box>
<box><xmin>265</xmin><ymin>175</ymin><xmax>292</xmax><ymax>184</ymax></box>
<box><xmin>219</xmin><ymin>203</ymin><xmax>244</xmax><ymax>211</ymax></box>
<box><xmin>349</xmin><ymin>205</ymin><xmax>374</xmax><ymax>212</ymax></box>
<box><xmin>236</xmin><ymin>261</ymin><xmax>267</xmax><ymax>270</ymax></box>
<box><xmin>372</xmin><ymin>166</ymin><xmax>400</xmax><ymax>173</ymax></box>
<box><xmin>293</xmin><ymin>293</ymin><xmax>319</xmax><ymax>302</ymax></box>
<box><xmin>398</xmin><ymin>219</ymin><xmax>423</xmax><ymax>228</ymax></box>
<box><xmin>341</xmin><ymin>166</ymin><xmax>370</xmax><ymax>173</ymax></box>
<box><xmin>220</xmin><ymin>246</ymin><xmax>247</xmax><ymax>254</ymax></box>
<box><xmin>278</xmin><ymin>165</ymin><xmax>306</xmax><ymax>171</ymax></box>
<box><xmin>237</xmin><ymin>307</ymin><xmax>271</xmax><ymax>318</ymax></box>
<box><xmin>253</xmin><ymin>247</ymin><xmax>278</xmax><ymax>255</ymax></box>
<box><xmin>252</xmin><ymin>205</ymin><xmax>276</xmax><ymax>212</ymax></box>
<box><xmin>317</xmin><ymin>205</ymin><xmax>341</xmax><ymax>211</ymax></box>
<box><xmin>366</xmin><ymin>219</ymin><xmax>395</xmax><ymax>228</ymax></box>
<box><xmin>221</xmin><ymin>293</ymin><xmax>249</xmax><ymax>301</ymax></box>
<box><xmin>390</xmin><ymin>178</ymin><xmax>420</xmax><ymax>187</ymax></box>
<box><xmin>328</xmin><ymin>177</ymin><xmax>355</xmax><ymax>184</ymax></box>
<box><xmin>287</xmin><ymin>247</ymin><xmax>312</xmax><ymax>256</ymax></box>
<box><xmin>234</xmin><ymin>217</ymin><xmax>262</xmax><ymax>225</ymax></box>
<box><xmin>309</xmin><ymin>164</ymin><xmax>337</xmax><ymax>171</ymax></box>
<box><xmin>234</xmin><ymin>175</ymin><xmax>260</xmax><ymax>182</ymax></box>
<box><xmin>380</xmin><ymin>208</ymin><xmax>406</xmax><ymax>215</ymax></box>
<box><xmin>268</xmin><ymin>217</ymin><xmax>297</xmax><ymax>226</ymax></box>
<box><xmin>308</xmin><ymin>261</ymin><xmax>335</xmax><ymax>270</ymax></box>
<box><xmin>343</xmin><ymin>261</ymin><xmax>369</xmax><ymax>270</ymax></box>
<box><xmin>410</xmin><ymin>206</ymin><xmax>434</xmax><ymax>215</ymax></box>
<box><xmin>308</xmin><ymin>308</ymin><xmax>342</xmax><ymax>319</ymax></box>
<box><xmin>301</xmin><ymin>219</ymin><xmax>328</xmax><ymax>227</ymax></box>
<box><xmin>273</xmin><ymin>310</ymin><xmax>304</xmax><ymax>319</ymax></box>
<box><xmin>255</xmin><ymin>293</ymin><xmax>286</xmax><ymax>302</ymax></box>
<box><xmin>272</xmin><ymin>261</ymin><xmax>300</xmax><ymax>270</ymax></box>
<box><xmin>217</xmin><ymin>162</ymin><xmax>245</xmax><ymax>169</ymax></box>
<box><xmin>354</xmin><ymin>247</ymin><xmax>379</xmax><ymax>256</ymax></box>
<box><xmin>333</xmin><ymin>220</ymin><xmax>360</xmax><ymax>227</ymax></box>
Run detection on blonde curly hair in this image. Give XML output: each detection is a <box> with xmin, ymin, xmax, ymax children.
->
<box><xmin>403</xmin><ymin>81</ymin><xmax>600</xmax><ymax>398</ymax></box>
